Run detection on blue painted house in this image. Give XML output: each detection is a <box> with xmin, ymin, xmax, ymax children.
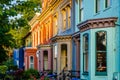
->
<box><xmin>13</xmin><ymin>49</ymin><xmax>19</xmax><ymax>67</ymax></box>
<box><xmin>13</xmin><ymin>47</ymin><xmax>24</xmax><ymax>70</ymax></box>
<box><xmin>73</xmin><ymin>0</ymin><xmax>120</xmax><ymax>80</ymax></box>
<box><xmin>18</xmin><ymin>47</ymin><xmax>24</xmax><ymax>69</ymax></box>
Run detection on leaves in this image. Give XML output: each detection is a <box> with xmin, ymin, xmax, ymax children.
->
<box><xmin>0</xmin><ymin>0</ymin><xmax>41</xmax><ymax>63</ymax></box>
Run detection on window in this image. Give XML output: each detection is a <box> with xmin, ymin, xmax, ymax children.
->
<box><xmin>29</xmin><ymin>56</ymin><xmax>34</xmax><ymax>69</ymax></box>
<box><xmin>61</xmin><ymin>44</ymin><xmax>67</xmax><ymax>70</ymax></box>
<box><xmin>95</xmin><ymin>0</ymin><xmax>100</xmax><ymax>13</ymax></box>
<box><xmin>44</xmin><ymin>51</ymin><xmax>48</xmax><ymax>70</ymax></box>
<box><xmin>67</xmin><ymin>6</ymin><xmax>71</xmax><ymax>28</ymax></box>
<box><xmin>105</xmin><ymin>0</ymin><xmax>110</xmax><ymax>8</ymax></box>
<box><xmin>79</xmin><ymin>0</ymin><xmax>84</xmax><ymax>21</ymax></box>
<box><xmin>62</xmin><ymin>9</ymin><xmax>66</xmax><ymax>31</ymax></box>
<box><xmin>83</xmin><ymin>34</ymin><xmax>89</xmax><ymax>73</ymax></box>
<box><xmin>96</xmin><ymin>31</ymin><xmax>107</xmax><ymax>75</ymax></box>
<box><xmin>53</xmin><ymin>15</ymin><xmax>58</xmax><ymax>35</ymax></box>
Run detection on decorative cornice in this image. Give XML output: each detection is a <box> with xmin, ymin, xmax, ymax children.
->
<box><xmin>51</xmin><ymin>35</ymin><xmax>72</xmax><ymax>43</ymax></box>
<box><xmin>24</xmin><ymin>47</ymin><xmax>37</xmax><ymax>52</ymax></box>
<box><xmin>37</xmin><ymin>44</ymin><xmax>52</xmax><ymax>49</ymax></box>
<box><xmin>72</xmin><ymin>31</ymin><xmax>80</xmax><ymax>41</ymax></box>
<box><xmin>77</xmin><ymin>17</ymin><xmax>118</xmax><ymax>32</ymax></box>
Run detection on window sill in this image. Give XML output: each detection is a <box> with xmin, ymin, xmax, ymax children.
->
<box><xmin>82</xmin><ymin>72</ymin><xmax>88</xmax><ymax>75</ymax></box>
<box><xmin>94</xmin><ymin>11</ymin><xmax>100</xmax><ymax>16</ymax></box>
<box><xmin>103</xmin><ymin>6</ymin><xmax>111</xmax><ymax>12</ymax></box>
<box><xmin>95</xmin><ymin>72</ymin><xmax>107</xmax><ymax>76</ymax></box>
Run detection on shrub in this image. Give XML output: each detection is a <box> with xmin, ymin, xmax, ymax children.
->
<box><xmin>23</xmin><ymin>69</ymin><xmax>40</xmax><ymax>79</ymax></box>
<box><xmin>0</xmin><ymin>65</ymin><xmax>8</xmax><ymax>74</ymax></box>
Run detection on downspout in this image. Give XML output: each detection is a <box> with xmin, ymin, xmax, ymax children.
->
<box><xmin>116</xmin><ymin>0</ymin><xmax>120</xmax><ymax>72</ymax></box>
<box><xmin>118</xmin><ymin>0</ymin><xmax>120</xmax><ymax>72</ymax></box>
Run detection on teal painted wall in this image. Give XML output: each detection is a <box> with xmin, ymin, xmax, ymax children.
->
<box><xmin>80</xmin><ymin>28</ymin><xmax>116</xmax><ymax>80</ymax></box>
<box><xmin>74</xmin><ymin>0</ymin><xmax>120</xmax><ymax>79</ymax></box>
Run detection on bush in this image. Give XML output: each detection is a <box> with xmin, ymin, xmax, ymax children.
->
<box><xmin>0</xmin><ymin>65</ymin><xmax>8</xmax><ymax>74</ymax></box>
<box><xmin>23</xmin><ymin>69</ymin><xmax>40</xmax><ymax>79</ymax></box>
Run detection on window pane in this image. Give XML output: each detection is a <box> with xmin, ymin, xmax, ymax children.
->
<box><xmin>95</xmin><ymin>0</ymin><xmax>100</xmax><ymax>13</ymax></box>
<box><xmin>79</xmin><ymin>0</ymin><xmax>84</xmax><ymax>21</ymax></box>
<box><xmin>30</xmin><ymin>56</ymin><xmax>33</xmax><ymax>63</ymax></box>
<box><xmin>96</xmin><ymin>31</ymin><xmax>107</xmax><ymax>72</ymax></box>
<box><xmin>105</xmin><ymin>0</ymin><xmax>110</xmax><ymax>8</ymax></box>
<box><xmin>30</xmin><ymin>56</ymin><xmax>34</xmax><ymax>69</ymax></box>
<box><xmin>83</xmin><ymin>34</ymin><xmax>89</xmax><ymax>72</ymax></box>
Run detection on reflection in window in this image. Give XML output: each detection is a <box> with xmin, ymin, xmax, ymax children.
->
<box><xmin>96</xmin><ymin>31</ymin><xmax>107</xmax><ymax>74</ymax></box>
<box><xmin>30</xmin><ymin>56</ymin><xmax>34</xmax><ymax>69</ymax></box>
<box><xmin>83</xmin><ymin>34</ymin><xmax>88</xmax><ymax>73</ymax></box>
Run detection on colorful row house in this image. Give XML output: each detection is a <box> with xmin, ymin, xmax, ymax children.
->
<box><xmin>74</xmin><ymin>0</ymin><xmax>120</xmax><ymax>80</ymax></box>
<box><xmin>23</xmin><ymin>0</ymin><xmax>120</xmax><ymax>80</ymax></box>
<box><xmin>13</xmin><ymin>47</ymin><xmax>24</xmax><ymax>69</ymax></box>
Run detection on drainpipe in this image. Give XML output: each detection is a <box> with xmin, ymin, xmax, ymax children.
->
<box><xmin>116</xmin><ymin>0</ymin><xmax>120</xmax><ymax>72</ymax></box>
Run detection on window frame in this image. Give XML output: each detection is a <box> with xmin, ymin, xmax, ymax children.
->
<box><xmin>79</xmin><ymin>0</ymin><xmax>84</xmax><ymax>22</ymax></box>
<box><xmin>95</xmin><ymin>0</ymin><xmax>100</xmax><ymax>13</ymax></box>
<box><xmin>29</xmin><ymin>56</ymin><xmax>34</xmax><ymax>69</ymax></box>
<box><xmin>95</xmin><ymin>31</ymin><xmax>107</xmax><ymax>76</ymax></box>
<box><xmin>82</xmin><ymin>33</ymin><xmax>89</xmax><ymax>75</ymax></box>
<box><xmin>67</xmin><ymin>6</ymin><xmax>71</xmax><ymax>28</ymax></box>
<box><xmin>104</xmin><ymin>0</ymin><xmax>111</xmax><ymax>9</ymax></box>
<box><xmin>62</xmin><ymin>9</ymin><xmax>66</xmax><ymax>31</ymax></box>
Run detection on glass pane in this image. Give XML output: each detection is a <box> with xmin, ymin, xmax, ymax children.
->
<box><xmin>30</xmin><ymin>56</ymin><xmax>33</xmax><ymax>63</ymax></box>
<box><xmin>96</xmin><ymin>31</ymin><xmax>106</xmax><ymax>51</ymax></box>
<box><xmin>95</xmin><ymin>0</ymin><xmax>100</xmax><ymax>13</ymax></box>
<box><xmin>96</xmin><ymin>31</ymin><xmax>107</xmax><ymax>72</ymax></box>
<box><xmin>105</xmin><ymin>0</ymin><xmax>110</xmax><ymax>8</ymax></box>
<box><xmin>96</xmin><ymin>52</ymin><xmax>106</xmax><ymax>72</ymax></box>
<box><xmin>83</xmin><ymin>34</ymin><xmax>88</xmax><ymax>51</ymax></box>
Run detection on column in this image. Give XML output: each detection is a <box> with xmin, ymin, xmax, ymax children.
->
<box><xmin>74</xmin><ymin>38</ymin><xmax>80</xmax><ymax>76</ymax></box>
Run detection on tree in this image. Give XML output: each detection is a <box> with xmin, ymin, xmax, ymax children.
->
<box><xmin>0</xmin><ymin>0</ymin><xmax>17</xmax><ymax>64</ymax></box>
<box><xmin>10</xmin><ymin>0</ymin><xmax>41</xmax><ymax>48</ymax></box>
<box><xmin>0</xmin><ymin>0</ymin><xmax>41</xmax><ymax>64</ymax></box>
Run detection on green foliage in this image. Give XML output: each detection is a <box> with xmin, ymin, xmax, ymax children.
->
<box><xmin>4</xmin><ymin>74</ymin><xmax>14</xmax><ymax>80</ymax></box>
<box><xmin>0</xmin><ymin>65</ymin><xmax>8</xmax><ymax>74</ymax></box>
<box><xmin>0</xmin><ymin>0</ymin><xmax>41</xmax><ymax>63</ymax></box>
<box><xmin>23</xmin><ymin>69</ymin><xmax>40</xmax><ymax>79</ymax></box>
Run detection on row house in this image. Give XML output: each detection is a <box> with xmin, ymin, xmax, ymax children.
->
<box><xmin>26</xmin><ymin>0</ymin><xmax>74</xmax><ymax>79</ymax></box>
<box><xmin>74</xmin><ymin>0</ymin><xmax>120</xmax><ymax>80</ymax></box>
<box><xmin>37</xmin><ymin>0</ymin><xmax>73</xmax><ymax>78</ymax></box>
<box><xmin>24</xmin><ymin>13</ymin><xmax>40</xmax><ymax>70</ymax></box>
<box><xmin>24</xmin><ymin>0</ymin><xmax>120</xmax><ymax>80</ymax></box>
<box><xmin>13</xmin><ymin>47</ymin><xmax>24</xmax><ymax>69</ymax></box>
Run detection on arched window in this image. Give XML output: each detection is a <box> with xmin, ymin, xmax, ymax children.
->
<box><xmin>96</xmin><ymin>31</ymin><xmax>107</xmax><ymax>75</ymax></box>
